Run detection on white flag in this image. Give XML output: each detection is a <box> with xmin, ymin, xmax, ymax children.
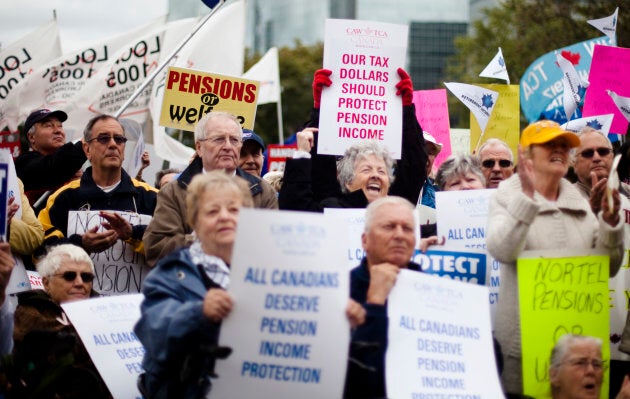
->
<box><xmin>608</xmin><ymin>90</ymin><xmax>630</xmax><ymax>122</ymax></box>
<box><xmin>149</xmin><ymin>0</ymin><xmax>246</xmax><ymax>164</ymax></box>
<box><xmin>243</xmin><ymin>47</ymin><xmax>280</xmax><ymax>104</ymax></box>
<box><xmin>444</xmin><ymin>82</ymin><xmax>499</xmax><ymax>134</ymax></box>
<box><xmin>556</xmin><ymin>51</ymin><xmax>588</xmax><ymax>120</ymax></box>
<box><xmin>479</xmin><ymin>47</ymin><xmax>509</xmax><ymax>84</ymax></box>
<box><xmin>0</xmin><ymin>20</ymin><xmax>61</xmax><ymax>130</ymax></box>
<box><xmin>588</xmin><ymin>7</ymin><xmax>618</xmax><ymax>46</ymax></box>
<box><xmin>561</xmin><ymin>113</ymin><xmax>614</xmax><ymax>134</ymax></box>
<box><xmin>6</xmin><ymin>16</ymin><xmax>166</xmax><ymax>139</ymax></box>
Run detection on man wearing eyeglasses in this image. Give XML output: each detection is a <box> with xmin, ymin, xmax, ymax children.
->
<box><xmin>478</xmin><ymin>138</ymin><xmax>514</xmax><ymax>189</ymax></box>
<box><xmin>143</xmin><ymin>111</ymin><xmax>278</xmax><ymax>267</ymax></box>
<box><xmin>38</xmin><ymin>115</ymin><xmax>158</xmax><ymax>254</ymax></box>
<box><xmin>15</xmin><ymin>109</ymin><xmax>88</xmax><ymax>212</ymax></box>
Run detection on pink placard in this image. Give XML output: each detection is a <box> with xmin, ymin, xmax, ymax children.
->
<box><xmin>583</xmin><ymin>44</ymin><xmax>630</xmax><ymax>135</ymax></box>
<box><xmin>412</xmin><ymin>89</ymin><xmax>451</xmax><ymax>169</ymax></box>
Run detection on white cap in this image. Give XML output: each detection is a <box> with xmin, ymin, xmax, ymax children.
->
<box><xmin>423</xmin><ymin>131</ymin><xmax>443</xmax><ymax>153</ymax></box>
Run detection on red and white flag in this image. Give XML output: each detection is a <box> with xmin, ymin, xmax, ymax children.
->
<box><xmin>556</xmin><ymin>51</ymin><xmax>588</xmax><ymax>120</ymax></box>
<box><xmin>0</xmin><ymin>20</ymin><xmax>61</xmax><ymax>130</ymax></box>
<box><xmin>444</xmin><ymin>82</ymin><xmax>498</xmax><ymax>134</ymax></box>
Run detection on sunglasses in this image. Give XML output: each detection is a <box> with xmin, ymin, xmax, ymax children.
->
<box><xmin>54</xmin><ymin>271</ymin><xmax>95</xmax><ymax>283</ymax></box>
<box><xmin>578</xmin><ymin>147</ymin><xmax>612</xmax><ymax>158</ymax></box>
<box><xmin>87</xmin><ymin>134</ymin><xmax>128</xmax><ymax>145</ymax></box>
<box><xmin>481</xmin><ymin>159</ymin><xmax>512</xmax><ymax>168</ymax></box>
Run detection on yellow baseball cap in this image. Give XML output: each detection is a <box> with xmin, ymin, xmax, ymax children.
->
<box><xmin>520</xmin><ymin>120</ymin><xmax>580</xmax><ymax>148</ymax></box>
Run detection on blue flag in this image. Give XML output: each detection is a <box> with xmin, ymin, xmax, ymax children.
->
<box><xmin>201</xmin><ymin>0</ymin><xmax>220</xmax><ymax>8</ymax></box>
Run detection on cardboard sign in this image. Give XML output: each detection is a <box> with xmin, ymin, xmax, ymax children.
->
<box><xmin>470</xmin><ymin>84</ymin><xmax>520</xmax><ymax>156</ymax></box>
<box><xmin>212</xmin><ymin>209</ymin><xmax>350</xmax><ymax>398</ymax></box>
<box><xmin>62</xmin><ymin>294</ymin><xmax>144</xmax><ymax>399</ymax></box>
<box><xmin>413</xmin><ymin>89</ymin><xmax>451</xmax><ymax>169</ymax></box>
<box><xmin>319</xmin><ymin>19</ymin><xmax>408</xmax><ymax>159</ymax></box>
<box><xmin>386</xmin><ymin>270</ymin><xmax>503</xmax><ymax>398</ymax></box>
<box><xmin>159</xmin><ymin>66</ymin><xmax>259</xmax><ymax>131</ymax></box>
<box><xmin>67</xmin><ymin>211</ymin><xmax>152</xmax><ymax>295</ymax></box>
<box><xmin>518</xmin><ymin>251</ymin><xmax>610</xmax><ymax>399</ymax></box>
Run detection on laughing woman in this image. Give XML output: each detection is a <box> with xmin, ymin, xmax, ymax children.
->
<box><xmin>487</xmin><ymin>120</ymin><xmax>624</xmax><ymax>396</ymax></box>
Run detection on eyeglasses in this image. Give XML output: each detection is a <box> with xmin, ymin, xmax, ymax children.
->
<box><xmin>481</xmin><ymin>159</ymin><xmax>513</xmax><ymax>168</ymax></box>
<box><xmin>565</xmin><ymin>358</ymin><xmax>605</xmax><ymax>371</ymax></box>
<box><xmin>578</xmin><ymin>147</ymin><xmax>612</xmax><ymax>158</ymax></box>
<box><xmin>53</xmin><ymin>271</ymin><xmax>95</xmax><ymax>283</ymax></box>
<box><xmin>87</xmin><ymin>134</ymin><xmax>128</xmax><ymax>145</ymax></box>
<box><xmin>199</xmin><ymin>135</ymin><xmax>242</xmax><ymax>147</ymax></box>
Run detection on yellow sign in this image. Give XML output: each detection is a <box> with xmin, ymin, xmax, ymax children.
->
<box><xmin>470</xmin><ymin>84</ymin><xmax>520</xmax><ymax>156</ymax></box>
<box><xmin>518</xmin><ymin>254</ymin><xmax>610</xmax><ymax>399</ymax></box>
<box><xmin>159</xmin><ymin>66</ymin><xmax>260</xmax><ymax>131</ymax></box>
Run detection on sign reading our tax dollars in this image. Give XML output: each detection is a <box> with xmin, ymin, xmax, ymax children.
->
<box><xmin>159</xmin><ymin>66</ymin><xmax>260</xmax><ymax>130</ymax></box>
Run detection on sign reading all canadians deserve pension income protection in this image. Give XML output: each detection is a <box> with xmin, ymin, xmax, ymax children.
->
<box><xmin>159</xmin><ymin>66</ymin><xmax>260</xmax><ymax>130</ymax></box>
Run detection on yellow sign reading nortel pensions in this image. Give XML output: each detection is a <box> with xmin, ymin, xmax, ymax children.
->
<box><xmin>159</xmin><ymin>66</ymin><xmax>260</xmax><ymax>130</ymax></box>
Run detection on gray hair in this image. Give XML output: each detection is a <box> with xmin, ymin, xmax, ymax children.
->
<box><xmin>37</xmin><ymin>244</ymin><xmax>95</xmax><ymax>278</ymax></box>
<box><xmin>194</xmin><ymin>111</ymin><xmax>242</xmax><ymax>142</ymax></box>
<box><xmin>549</xmin><ymin>334</ymin><xmax>602</xmax><ymax>370</ymax></box>
<box><xmin>435</xmin><ymin>153</ymin><xmax>485</xmax><ymax>190</ymax></box>
<box><xmin>478</xmin><ymin>138</ymin><xmax>513</xmax><ymax>162</ymax></box>
<box><xmin>83</xmin><ymin>114</ymin><xmax>123</xmax><ymax>142</ymax></box>
<box><xmin>364</xmin><ymin>196</ymin><xmax>414</xmax><ymax>233</ymax></box>
<box><xmin>337</xmin><ymin>141</ymin><xmax>395</xmax><ymax>194</ymax></box>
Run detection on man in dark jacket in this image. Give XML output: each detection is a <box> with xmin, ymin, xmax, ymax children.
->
<box><xmin>38</xmin><ymin>115</ymin><xmax>157</xmax><ymax>254</ymax></box>
<box><xmin>344</xmin><ymin>196</ymin><xmax>421</xmax><ymax>399</ymax></box>
<box><xmin>15</xmin><ymin>109</ymin><xmax>87</xmax><ymax>212</ymax></box>
<box><xmin>142</xmin><ymin>111</ymin><xmax>278</xmax><ymax>267</ymax></box>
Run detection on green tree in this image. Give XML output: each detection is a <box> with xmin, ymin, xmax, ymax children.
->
<box><xmin>245</xmin><ymin>41</ymin><xmax>323</xmax><ymax>145</ymax></box>
<box><xmin>446</xmin><ymin>0</ymin><xmax>627</xmax><ymax>128</ymax></box>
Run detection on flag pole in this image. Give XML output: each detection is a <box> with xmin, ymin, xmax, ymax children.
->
<box><xmin>114</xmin><ymin>0</ymin><xmax>226</xmax><ymax>118</ymax></box>
<box><xmin>276</xmin><ymin>94</ymin><xmax>284</xmax><ymax>143</ymax></box>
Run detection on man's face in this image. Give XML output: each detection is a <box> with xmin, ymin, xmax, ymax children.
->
<box><xmin>362</xmin><ymin>203</ymin><xmax>416</xmax><ymax>267</ymax></box>
<box><xmin>550</xmin><ymin>341</ymin><xmax>603</xmax><ymax>399</ymax></box>
<box><xmin>29</xmin><ymin>117</ymin><xmax>65</xmax><ymax>155</ymax></box>
<box><xmin>479</xmin><ymin>143</ymin><xmax>514</xmax><ymax>188</ymax></box>
<box><xmin>196</xmin><ymin>117</ymin><xmax>243</xmax><ymax>173</ymax></box>
<box><xmin>239</xmin><ymin>141</ymin><xmax>264</xmax><ymax>177</ymax></box>
<box><xmin>573</xmin><ymin>132</ymin><xmax>613</xmax><ymax>186</ymax></box>
<box><xmin>83</xmin><ymin>118</ymin><xmax>126</xmax><ymax>172</ymax></box>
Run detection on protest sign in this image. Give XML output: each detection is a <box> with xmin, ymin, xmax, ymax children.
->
<box><xmin>62</xmin><ymin>294</ymin><xmax>144</xmax><ymax>399</ymax></box>
<box><xmin>610</xmin><ymin>197</ymin><xmax>630</xmax><ymax>361</ymax></box>
<box><xmin>319</xmin><ymin>19</ymin><xmax>408</xmax><ymax>159</ymax></box>
<box><xmin>386</xmin><ymin>270</ymin><xmax>503</xmax><ymax>398</ymax></box>
<box><xmin>413</xmin><ymin>89</ymin><xmax>451</xmax><ymax>169</ymax></box>
<box><xmin>266</xmin><ymin>144</ymin><xmax>297</xmax><ymax>172</ymax></box>
<box><xmin>436</xmin><ymin>189</ymin><xmax>500</xmax><ymax>324</ymax></box>
<box><xmin>413</xmin><ymin>248</ymin><xmax>489</xmax><ymax>286</ymax></box>
<box><xmin>159</xmin><ymin>66</ymin><xmax>259</xmax><ymax>131</ymax></box>
<box><xmin>583</xmin><ymin>44</ymin><xmax>630</xmax><ymax>135</ymax></box>
<box><xmin>67</xmin><ymin>211</ymin><xmax>152</xmax><ymax>295</ymax></box>
<box><xmin>450</xmin><ymin>128</ymin><xmax>470</xmax><ymax>155</ymax></box>
<box><xmin>518</xmin><ymin>250</ymin><xmax>610</xmax><ymax>399</ymax></box>
<box><xmin>212</xmin><ymin>209</ymin><xmax>350</xmax><ymax>398</ymax></box>
<box><xmin>469</xmin><ymin>84</ymin><xmax>519</xmax><ymax>156</ymax></box>
<box><xmin>324</xmin><ymin>207</ymin><xmax>365</xmax><ymax>270</ymax></box>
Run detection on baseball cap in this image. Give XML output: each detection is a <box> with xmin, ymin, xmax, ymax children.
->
<box><xmin>23</xmin><ymin>109</ymin><xmax>68</xmax><ymax>134</ymax></box>
<box><xmin>242</xmin><ymin>129</ymin><xmax>265</xmax><ymax>151</ymax></box>
<box><xmin>520</xmin><ymin>120</ymin><xmax>580</xmax><ymax>148</ymax></box>
<box><xmin>423</xmin><ymin>131</ymin><xmax>443</xmax><ymax>153</ymax></box>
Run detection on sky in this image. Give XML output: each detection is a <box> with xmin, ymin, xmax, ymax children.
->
<box><xmin>0</xmin><ymin>0</ymin><xmax>169</xmax><ymax>54</ymax></box>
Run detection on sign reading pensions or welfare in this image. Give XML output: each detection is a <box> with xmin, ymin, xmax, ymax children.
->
<box><xmin>61</xmin><ymin>294</ymin><xmax>144</xmax><ymax>399</ymax></box>
<box><xmin>319</xmin><ymin>19</ymin><xmax>408</xmax><ymax>159</ymax></box>
<box><xmin>212</xmin><ymin>209</ymin><xmax>350</xmax><ymax>398</ymax></box>
<box><xmin>159</xmin><ymin>66</ymin><xmax>260</xmax><ymax>130</ymax></box>
<box><xmin>67</xmin><ymin>211</ymin><xmax>152</xmax><ymax>295</ymax></box>
<box><xmin>386</xmin><ymin>270</ymin><xmax>503</xmax><ymax>398</ymax></box>
<box><xmin>518</xmin><ymin>251</ymin><xmax>610</xmax><ymax>399</ymax></box>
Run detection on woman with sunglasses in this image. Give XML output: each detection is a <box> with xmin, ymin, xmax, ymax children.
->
<box><xmin>487</xmin><ymin>120</ymin><xmax>624</xmax><ymax>397</ymax></box>
<box><xmin>10</xmin><ymin>244</ymin><xmax>110</xmax><ymax>398</ymax></box>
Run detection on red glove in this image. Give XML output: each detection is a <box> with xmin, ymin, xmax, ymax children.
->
<box><xmin>312</xmin><ymin>69</ymin><xmax>332</xmax><ymax>108</ymax></box>
<box><xmin>395</xmin><ymin>68</ymin><xmax>413</xmax><ymax>106</ymax></box>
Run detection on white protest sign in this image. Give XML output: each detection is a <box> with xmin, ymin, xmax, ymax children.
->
<box><xmin>26</xmin><ymin>270</ymin><xmax>44</xmax><ymax>290</ymax></box>
<box><xmin>435</xmin><ymin>189</ymin><xmax>500</xmax><ymax>324</ymax></box>
<box><xmin>319</xmin><ymin>19</ymin><xmax>408</xmax><ymax>159</ymax></box>
<box><xmin>386</xmin><ymin>270</ymin><xmax>503</xmax><ymax>398</ymax></box>
<box><xmin>6</xmin><ymin>260</ymin><xmax>30</xmax><ymax>294</ymax></box>
<box><xmin>61</xmin><ymin>294</ymin><xmax>144</xmax><ymax>399</ymax></box>
<box><xmin>67</xmin><ymin>211</ymin><xmax>152</xmax><ymax>295</ymax></box>
<box><xmin>324</xmin><ymin>207</ymin><xmax>365</xmax><ymax>269</ymax></box>
<box><xmin>212</xmin><ymin>209</ymin><xmax>350</xmax><ymax>398</ymax></box>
